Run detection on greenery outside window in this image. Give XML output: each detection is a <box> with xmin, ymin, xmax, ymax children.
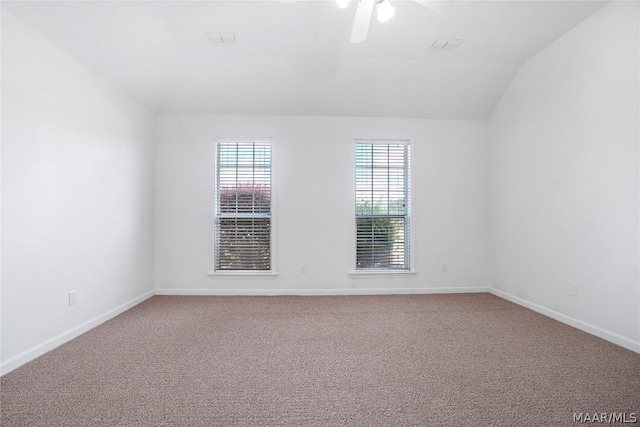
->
<box><xmin>214</xmin><ymin>139</ymin><xmax>272</xmax><ymax>271</ymax></box>
<box><xmin>355</xmin><ymin>140</ymin><xmax>410</xmax><ymax>271</ymax></box>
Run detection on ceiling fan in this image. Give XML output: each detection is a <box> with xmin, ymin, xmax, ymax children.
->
<box><xmin>282</xmin><ymin>0</ymin><xmax>452</xmax><ymax>43</ymax></box>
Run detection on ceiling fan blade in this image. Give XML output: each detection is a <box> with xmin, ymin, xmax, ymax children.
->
<box><xmin>350</xmin><ymin>0</ymin><xmax>375</xmax><ymax>43</ymax></box>
<box><xmin>413</xmin><ymin>0</ymin><xmax>453</xmax><ymax>13</ymax></box>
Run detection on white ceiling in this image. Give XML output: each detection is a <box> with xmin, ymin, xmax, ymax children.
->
<box><xmin>2</xmin><ymin>0</ymin><xmax>607</xmax><ymax>120</ymax></box>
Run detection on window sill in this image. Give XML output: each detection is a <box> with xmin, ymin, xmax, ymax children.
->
<box><xmin>348</xmin><ymin>270</ymin><xmax>417</xmax><ymax>279</ymax></box>
<box><xmin>208</xmin><ymin>271</ymin><xmax>279</xmax><ymax>279</ymax></box>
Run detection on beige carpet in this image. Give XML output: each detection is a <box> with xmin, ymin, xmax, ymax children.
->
<box><xmin>1</xmin><ymin>294</ymin><xmax>639</xmax><ymax>426</ymax></box>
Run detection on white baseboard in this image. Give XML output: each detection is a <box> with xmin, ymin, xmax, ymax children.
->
<box><xmin>489</xmin><ymin>287</ymin><xmax>640</xmax><ymax>354</ymax></box>
<box><xmin>0</xmin><ymin>291</ymin><xmax>155</xmax><ymax>376</ymax></box>
<box><xmin>154</xmin><ymin>286</ymin><xmax>491</xmax><ymax>296</ymax></box>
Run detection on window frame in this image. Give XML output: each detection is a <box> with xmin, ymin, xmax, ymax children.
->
<box><xmin>350</xmin><ymin>138</ymin><xmax>416</xmax><ymax>278</ymax></box>
<box><xmin>208</xmin><ymin>137</ymin><xmax>277</xmax><ymax>277</ymax></box>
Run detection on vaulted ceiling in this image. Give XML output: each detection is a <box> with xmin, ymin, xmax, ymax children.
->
<box><xmin>2</xmin><ymin>0</ymin><xmax>607</xmax><ymax>120</ymax></box>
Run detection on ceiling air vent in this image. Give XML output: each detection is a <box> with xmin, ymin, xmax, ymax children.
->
<box><xmin>205</xmin><ymin>32</ymin><xmax>237</xmax><ymax>44</ymax></box>
<box><xmin>431</xmin><ymin>39</ymin><xmax>462</xmax><ymax>51</ymax></box>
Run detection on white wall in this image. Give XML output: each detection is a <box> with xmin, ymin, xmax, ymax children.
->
<box><xmin>489</xmin><ymin>2</ymin><xmax>640</xmax><ymax>348</ymax></box>
<box><xmin>154</xmin><ymin>115</ymin><xmax>488</xmax><ymax>294</ymax></box>
<box><xmin>1</xmin><ymin>11</ymin><xmax>155</xmax><ymax>372</ymax></box>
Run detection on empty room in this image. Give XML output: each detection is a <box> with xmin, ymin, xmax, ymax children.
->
<box><xmin>1</xmin><ymin>0</ymin><xmax>639</xmax><ymax>425</ymax></box>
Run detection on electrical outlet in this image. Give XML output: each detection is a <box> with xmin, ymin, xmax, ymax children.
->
<box><xmin>300</xmin><ymin>264</ymin><xmax>306</xmax><ymax>274</ymax></box>
<box><xmin>69</xmin><ymin>290</ymin><xmax>77</xmax><ymax>306</ymax></box>
<box><xmin>441</xmin><ymin>264</ymin><xmax>447</xmax><ymax>273</ymax></box>
<box><xmin>569</xmin><ymin>282</ymin><xmax>577</xmax><ymax>297</ymax></box>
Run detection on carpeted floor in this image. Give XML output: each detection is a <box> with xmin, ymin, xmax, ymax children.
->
<box><xmin>1</xmin><ymin>293</ymin><xmax>639</xmax><ymax>426</ymax></box>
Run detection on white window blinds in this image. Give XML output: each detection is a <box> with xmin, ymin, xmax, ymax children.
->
<box><xmin>215</xmin><ymin>140</ymin><xmax>272</xmax><ymax>271</ymax></box>
<box><xmin>355</xmin><ymin>140</ymin><xmax>410</xmax><ymax>270</ymax></box>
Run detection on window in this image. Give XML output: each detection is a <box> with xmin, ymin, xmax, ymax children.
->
<box><xmin>355</xmin><ymin>140</ymin><xmax>410</xmax><ymax>270</ymax></box>
<box><xmin>214</xmin><ymin>139</ymin><xmax>272</xmax><ymax>271</ymax></box>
